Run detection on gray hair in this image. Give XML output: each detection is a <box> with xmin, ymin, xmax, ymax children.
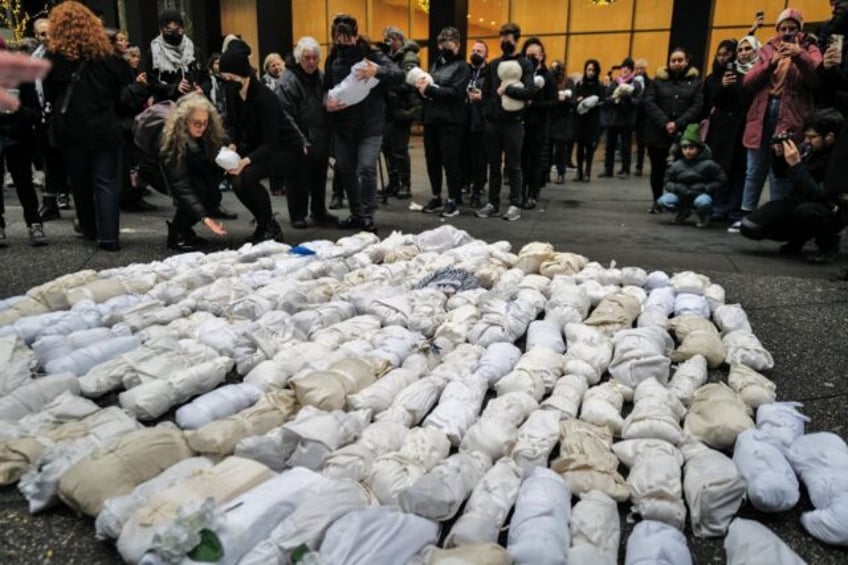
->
<box><xmin>383</xmin><ymin>26</ymin><xmax>404</xmax><ymax>41</ymax></box>
<box><xmin>294</xmin><ymin>36</ymin><xmax>321</xmax><ymax>64</ymax></box>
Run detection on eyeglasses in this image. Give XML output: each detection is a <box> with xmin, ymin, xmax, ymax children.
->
<box><xmin>189</xmin><ymin>120</ymin><xmax>208</xmax><ymax>128</ymax></box>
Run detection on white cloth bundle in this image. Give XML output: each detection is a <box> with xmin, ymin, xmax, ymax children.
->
<box><xmin>613</xmin><ymin>438</ymin><xmax>687</xmax><ymax>529</ymax></box>
<box><xmin>526</xmin><ymin>319</ymin><xmax>565</xmax><ymax>353</ymax></box>
<box><xmin>608</xmin><ymin>326</ymin><xmax>674</xmax><ymax>388</ymax></box>
<box><xmin>291</xmin><ymin>301</ymin><xmax>356</xmax><ymax>337</ymax></box>
<box><xmin>370</xmin><ymin>326</ymin><xmax>427</xmax><ymax>366</ymax></box>
<box><xmin>684</xmin><ymin>383</ymin><xmax>754</xmax><ymax>449</ymax></box>
<box><xmin>712</xmin><ymin>303</ymin><xmax>752</xmax><ymax>335</ymax></box>
<box><xmin>19</xmin><ymin>406</ymin><xmax>141</xmax><ymax>512</ymax></box>
<box><xmin>186</xmin><ymin>390</ymin><xmax>298</xmax><ymax>455</ymax></box>
<box><xmin>583</xmin><ymin>292</ymin><xmax>642</xmax><ymax>336</ymax></box>
<box><xmin>645</xmin><ymin>286</ymin><xmax>675</xmax><ymax>315</ymax></box>
<box><xmin>0</xmin><ymin>373</ymin><xmax>80</xmax><ymax>422</ymax></box>
<box><xmin>472</xmin><ymin>342</ymin><xmax>522</xmax><ymax>386</ymax></box>
<box><xmin>510</xmin><ymin>409</ymin><xmax>560</xmax><ymax>475</ymax></box>
<box><xmin>0</xmin><ymin>391</ymin><xmax>98</xmax><ymax>441</ymax></box>
<box><xmin>215</xmin><ymin>146</ymin><xmax>240</xmax><ymax>170</ymax></box>
<box><xmin>468</xmin><ymin>297</ymin><xmax>534</xmax><ymax>346</ymax></box>
<box><xmin>58</xmin><ymin>424</ymin><xmax>193</xmax><ymax>517</ymax></box>
<box><xmin>376</xmin><ymin>375</ymin><xmax>448</xmax><ymax>426</ymax></box>
<box><xmin>428</xmin><ymin>343</ymin><xmax>485</xmax><ymax>381</ymax></box>
<box><xmin>568</xmin><ymin>490</ymin><xmax>620</xmax><ymax>565</ymax></box>
<box><xmin>704</xmin><ymin>283</ymin><xmax>726</xmax><ymax>312</ymax></box>
<box><xmin>423</xmin><ymin>374</ymin><xmax>488</xmax><ymax>446</ymax></box>
<box><xmin>0</xmin><ymin>307</ymin><xmax>100</xmax><ymax>345</ymax></box>
<box><xmin>667</xmin><ymin>355</ymin><xmax>708</xmax><ymax>405</ymax></box>
<box><xmin>564</xmin><ymin>323</ymin><xmax>614</xmax><ymax>385</ymax></box>
<box><xmin>728</xmin><ymin>363</ymin><xmax>776</xmax><ymax>408</ymax></box>
<box><xmin>624</xmin><ymin>520</ymin><xmax>692</xmax><ymax>565</ymax></box>
<box><xmin>638</xmin><ymin>307</ymin><xmax>670</xmax><ymax>329</ymax></box>
<box><xmin>552</xmin><ymin>419</ymin><xmax>629</xmax><ymax>501</ymax></box>
<box><xmin>309</xmin><ymin>314</ymin><xmax>382</xmax><ymax>348</ymax></box>
<box><xmin>786</xmin><ymin>432</ymin><xmax>848</xmax><ymax>511</ymax></box>
<box><xmin>574</xmin><ymin>262</ymin><xmax>622</xmax><ymax>286</ymax></box>
<box><xmin>147</xmin><ymin>467</ymin><xmax>326</xmax><ymax>565</ymax></box>
<box><xmin>43</xmin><ymin>335</ymin><xmax>141</xmax><ymax>376</ymax></box>
<box><xmin>460</xmin><ymin>391</ymin><xmax>538</xmax><ymax>460</ymax></box>
<box><xmin>116</xmin><ymin>456</ymin><xmax>273</xmax><ymax>564</ymax></box>
<box><xmin>238</xmin><ymin>478</ymin><xmax>373</xmax><ymax>564</ymax></box>
<box><xmin>622</xmin><ymin>377</ymin><xmax>686</xmax><ymax>445</ymax></box>
<box><xmin>496</xmin><ymin>346</ymin><xmax>564</xmax><ymax>400</ymax></box>
<box><xmin>348</xmin><ymin>367</ymin><xmax>422</xmax><ymax>414</ymax></box>
<box><xmin>645</xmin><ymin>270</ymin><xmax>671</xmax><ymax>289</ymax></box>
<box><xmin>668</xmin><ymin>314</ymin><xmax>725</xmax><ymax>368</ymax></box>
<box><xmin>290</xmin><ymin>357</ymin><xmax>379</xmax><ymax>411</ymax></box>
<box><xmin>670</xmin><ymin>271</ymin><xmax>710</xmax><ymax>295</ymax></box>
<box><xmin>234</xmin><ymin>406</ymin><xmax>371</xmax><ymax>471</ymax></box>
<box><xmin>515</xmin><ymin>242</ymin><xmax>555</xmax><ymax>274</ymax></box>
<box><xmin>507</xmin><ymin>468</ymin><xmax>571</xmax><ymax>565</ymax></box>
<box><xmin>119</xmin><ymin>357</ymin><xmax>233</xmax><ymax>420</ymax></box>
<box><xmin>539</xmin><ymin>252</ymin><xmax>589</xmax><ymax>278</ymax></box>
<box><xmin>801</xmin><ymin>492</ymin><xmax>848</xmax><ymax>546</ymax></box>
<box><xmin>681</xmin><ymin>439</ymin><xmax>745</xmax><ymax>537</ymax></box>
<box><xmin>580</xmin><ymin>381</ymin><xmax>630</xmax><ymax>435</ymax></box>
<box><xmin>621</xmin><ymin>266</ymin><xmax>648</xmax><ymax>286</ymax></box>
<box><xmin>446</xmin><ymin>288</ymin><xmax>487</xmax><ymax>309</ymax></box>
<box><xmin>673</xmin><ymin>293</ymin><xmax>710</xmax><ymax>318</ymax></box>
<box><xmin>733</xmin><ymin>428</ymin><xmax>799</xmax><ymax>512</ymax></box>
<box><xmin>756</xmin><ymin>402</ymin><xmax>809</xmax><ymax>451</ymax></box>
<box><xmin>175</xmin><ymin>383</ymin><xmax>263</xmax><ymax>430</ymax></box>
<box><xmin>244</xmin><ymin>342</ymin><xmax>332</xmax><ymax>390</ymax></box>
<box><xmin>321</xmin><ymin>420</ymin><xmax>409</xmax><ymax>481</ymax></box>
<box><xmin>722</xmin><ymin>329</ymin><xmax>775</xmax><ymax>370</ymax></box>
<box><xmin>545</xmin><ymin>280</ymin><xmax>591</xmax><ymax>325</ymax></box>
<box><xmin>445</xmin><ymin>458</ymin><xmax>523</xmax><ymax>547</ymax></box>
<box><xmin>366</xmin><ymin>427</ymin><xmax>451</xmax><ymax>505</ymax></box>
<box><xmin>414</xmin><ymin>225</ymin><xmax>473</xmax><ymax>253</ymax></box>
<box><xmin>95</xmin><ymin>457</ymin><xmax>214</xmax><ymax>541</ymax></box>
<box><xmin>541</xmin><ymin>373</ymin><xmax>589</xmax><ymax>419</ymax></box>
<box><xmin>397</xmin><ymin>450</ymin><xmax>491</xmax><ymax>521</ymax></box>
<box><xmin>319</xmin><ymin>506</ymin><xmax>440</xmax><ymax>565</ymax></box>
<box><xmin>724</xmin><ymin>518</ymin><xmax>806</xmax><ymax>565</ymax></box>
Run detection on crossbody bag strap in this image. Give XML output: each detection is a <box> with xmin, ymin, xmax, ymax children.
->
<box><xmin>59</xmin><ymin>60</ymin><xmax>88</xmax><ymax>115</ymax></box>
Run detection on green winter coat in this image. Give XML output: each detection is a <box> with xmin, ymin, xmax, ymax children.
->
<box><xmin>662</xmin><ymin>145</ymin><xmax>727</xmax><ymax>199</ymax></box>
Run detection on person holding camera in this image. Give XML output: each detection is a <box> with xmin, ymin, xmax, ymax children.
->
<box><xmin>740</xmin><ymin>108</ymin><xmax>844</xmax><ymax>264</ymax></box>
<box><xmin>143</xmin><ymin>10</ymin><xmax>204</xmax><ymax>103</ymax></box>
<box><xmin>734</xmin><ymin>8</ymin><xmax>822</xmax><ymax>231</ymax></box>
<box><xmin>816</xmin><ymin>0</ymin><xmax>848</xmax><ymax>115</ymax></box>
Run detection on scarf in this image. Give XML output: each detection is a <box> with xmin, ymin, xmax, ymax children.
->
<box><xmin>150</xmin><ymin>34</ymin><xmax>196</xmax><ymax>74</ymax></box>
<box><xmin>735</xmin><ymin>35</ymin><xmax>761</xmax><ymax>75</ymax></box>
<box><xmin>616</xmin><ymin>72</ymin><xmax>635</xmax><ymax>86</ymax></box>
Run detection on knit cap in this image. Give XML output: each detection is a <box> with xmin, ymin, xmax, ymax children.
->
<box><xmin>680</xmin><ymin>123</ymin><xmax>703</xmax><ymax>147</ymax></box>
<box><xmin>219</xmin><ymin>48</ymin><xmax>251</xmax><ymax>77</ymax></box>
<box><xmin>776</xmin><ymin>8</ymin><xmax>804</xmax><ymax>30</ymax></box>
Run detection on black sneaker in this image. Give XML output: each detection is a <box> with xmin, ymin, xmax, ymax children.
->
<box><xmin>779</xmin><ymin>241</ymin><xmax>804</xmax><ymax>255</ymax></box>
<box><xmin>440</xmin><ymin>199</ymin><xmax>459</xmax><ymax>218</ymax></box>
<box><xmin>469</xmin><ymin>194</ymin><xmax>482</xmax><ymax>209</ymax></box>
<box><xmin>522</xmin><ymin>197</ymin><xmax>537</xmax><ymax>210</ymax></box>
<box><xmin>28</xmin><ymin>223</ymin><xmax>47</xmax><ymax>246</ymax></box>
<box><xmin>672</xmin><ymin>209</ymin><xmax>692</xmax><ymax>224</ymax></box>
<box><xmin>555</xmin><ymin>175</ymin><xmax>565</xmax><ymax>185</ymax></box>
<box><xmin>291</xmin><ymin>218</ymin><xmax>308</xmax><ymax>229</ymax></box>
<box><xmin>57</xmin><ymin>194</ymin><xmax>71</xmax><ymax>210</ymax></box>
<box><xmin>329</xmin><ymin>194</ymin><xmax>344</xmax><ymax>209</ymax></box>
<box><xmin>311</xmin><ymin>212</ymin><xmax>338</xmax><ymax>226</ymax></box>
<box><xmin>423</xmin><ymin>196</ymin><xmax>443</xmax><ymax>213</ymax></box>
<box><xmin>38</xmin><ymin>200</ymin><xmax>60</xmax><ymax>221</ymax></box>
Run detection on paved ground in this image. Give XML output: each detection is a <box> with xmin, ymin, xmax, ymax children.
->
<box><xmin>1</xmin><ymin>139</ymin><xmax>847</xmax><ymax>563</ymax></box>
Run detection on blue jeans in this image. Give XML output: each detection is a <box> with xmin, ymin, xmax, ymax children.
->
<box><xmin>657</xmin><ymin>192</ymin><xmax>713</xmax><ymax>213</ymax></box>
<box><xmin>63</xmin><ymin>146</ymin><xmax>120</xmax><ymax>243</ymax></box>
<box><xmin>333</xmin><ymin>131</ymin><xmax>382</xmax><ymax>219</ymax></box>
<box><xmin>741</xmin><ymin>98</ymin><xmax>792</xmax><ymax>212</ymax></box>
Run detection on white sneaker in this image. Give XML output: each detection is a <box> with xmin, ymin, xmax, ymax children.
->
<box><xmin>503</xmin><ymin>205</ymin><xmax>521</xmax><ymax>221</ymax></box>
<box><xmin>727</xmin><ymin>220</ymin><xmax>741</xmax><ymax>233</ymax></box>
<box><xmin>476</xmin><ymin>203</ymin><xmax>500</xmax><ymax>218</ymax></box>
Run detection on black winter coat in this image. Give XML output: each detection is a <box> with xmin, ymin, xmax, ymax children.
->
<box><xmin>421</xmin><ymin>55</ymin><xmax>471</xmax><ymax>126</ymax></box>
<box><xmin>663</xmin><ymin>145</ymin><xmax>726</xmax><ymax>199</ymax></box>
<box><xmin>644</xmin><ymin>66</ymin><xmax>704</xmax><ymax>149</ymax></box>
<box><xmin>44</xmin><ymin>53</ymin><xmax>129</xmax><ymax>149</ymax></box>
<box><xmin>774</xmin><ymin>144</ymin><xmax>834</xmax><ymax>201</ymax></box>
<box><xmin>162</xmin><ymin>138</ymin><xmax>220</xmax><ymax>221</ymax></box>
<box><xmin>142</xmin><ymin>42</ymin><xmax>205</xmax><ymax>103</ymax></box>
<box><xmin>548</xmin><ymin>78</ymin><xmax>577</xmax><ymax>142</ymax></box>
<box><xmin>324</xmin><ymin>43</ymin><xmax>404</xmax><ymax>137</ymax></box>
<box><xmin>466</xmin><ymin>63</ymin><xmax>488</xmax><ymax>132</ymax></box>
<box><xmin>225</xmin><ymin>76</ymin><xmax>306</xmax><ymax>167</ymax></box>
<box><xmin>483</xmin><ymin>55</ymin><xmax>536</xmax><ymax>122</ymax></box>
<box><xmin>702</xmin><ymin>70</ymin><xmax>751</xmax><ymax>174</ymax></box>
<box><xmin>604</xmin><ymin>76</ymin><xmax>644</xmax><ymax>129</ymax></box>
<box><xmin>525</xmin><ymin>66</ymin><xmax>557</xmax><ymax>128</ymax></box>
<box><xmin>385</xmin><ymin>40</ymin><xmax>421</xmax><ymax>123</ymax></box>
<box><xmin>574</xmin><ymin>77</ymin><xmax>604</xmax><ymax>141</ymax></box>
<box><xmin>0</xmin><ymin>82</ymin><xmax>40</xmax><ymax>142</ymax></box>
<box><xmin>276</xmin><ymin>63</ymin><xmax>329</xmax><ymax>156</ymax></box>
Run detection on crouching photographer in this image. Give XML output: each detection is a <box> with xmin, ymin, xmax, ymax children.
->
<box><xmin>740</xmin><ymin>108</ymin><xmax>845</xmax><ymax>263</ymax></box>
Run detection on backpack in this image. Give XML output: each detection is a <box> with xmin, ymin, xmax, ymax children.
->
<box><xmin>132</xmin><ymin>100</ymin><xmax>175</xmax><ymax>194</ymax></box>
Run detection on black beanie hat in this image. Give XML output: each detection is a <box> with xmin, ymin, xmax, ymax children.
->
<box><xmin>219</xmin><ymin>48</ymin><xmax>251</xmax><ymax>77</ymax></box>
<box><xmin>158</xmin><ymin>10</ymin><xmax>184</xmax><ymax>28</ymax></box>
<box><xmin>621</xmin><ymin>57</ymin><xmax>635</xmax><ymax>71</ymax></box>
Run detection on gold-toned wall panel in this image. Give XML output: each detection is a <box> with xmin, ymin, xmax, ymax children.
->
<box><xmin>328</xmin><ymin>0</ymin><xmax>368</xmax><ymax>35</ymax></box>
<box><xmin>706</xmin><ymin>26</ymin><xmax>752</xmax><ymax>72</ymax></box>
<box><xmin>468</xmin><ymin>0</ymin><xmax>509</xmax><ymax>37</ymax></box>
<box><xmin>292</xmin><ymin>0</ymin><xmax>328</xmax><ymax>45</ymax></box>
<box><xmin>566</xmin><ymin>32</ymin><xmax>630</xmax><ymax>81</ymax></box>
<box><xmin>634</xmin><ymin>0</ymin><xmax>673</xmax><ymax>29</ymax></box>
<box><xmin>570</xmin><ymin>0</ymin><xmax>634</xmax><ymax>33</ymax></box>
<box><xmin>373</xmin><ymin>2</ymin><xmax>410</xmax><ymax>40</ymax></box>
<box><xmin>788</xmin><ymin>0</ymin><xmax>835</xmax><ymax>25</ymax></box>
<box><xmin>220</xmin><ymin>0</ymin><xmax>259</xmax><ymax>66</ymax></box>
<box><xmin>631</xmin><ymin>30</ymin><xmax>671</xmax><ymax>77</ymax></box>
<box><xmin>511</xmin><ymin>0</ymin><xmax>567</xmax><ymax>35</ymax></box>
<box><xmin>541</xmin><ymin>35</ymin><xmax>567</xmax><ymax>65</ymax></box>
<box><xmin>412</xmin><ymin>5</ymin><xmax>428</xmax><ymax>39</ymax></box>
<box><xmin>712</xmin><ymin>0</ymin><xmax>785</xmax><ymax>28</ymax></box>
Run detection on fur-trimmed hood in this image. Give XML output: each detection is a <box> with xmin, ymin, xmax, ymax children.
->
<box><xmin>654</xmin><ymin>66</ymin><xmax>700</xmax><ymax>81</ymax></box>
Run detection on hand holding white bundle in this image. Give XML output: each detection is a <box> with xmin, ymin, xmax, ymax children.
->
<box><xmin>215</xmin><ymin>146</ymin><xmax>241</xmax><ymax>171</ymax></box>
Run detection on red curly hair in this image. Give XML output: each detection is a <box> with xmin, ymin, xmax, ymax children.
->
<box><xmin>48</xmin><ymin>1</ymin><xmax>113</xmax><ymax>61</ymax></box>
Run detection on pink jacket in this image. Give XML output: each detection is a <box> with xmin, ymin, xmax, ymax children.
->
<box><xmin>742</xmin><ymin>34</ymin><xmax>822</xmax><ymax>149</ymax></box>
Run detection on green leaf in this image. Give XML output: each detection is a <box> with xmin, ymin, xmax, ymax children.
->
<box><xmin>187</xmin><ymin>529</ymin><xmax>224</xmax><ymax>562</ymax></box>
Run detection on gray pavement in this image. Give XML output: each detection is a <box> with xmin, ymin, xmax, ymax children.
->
<box><xmin>1</xmin><ymin>139</ymin><xmax>847</xmax><ymax>563</ymax></box>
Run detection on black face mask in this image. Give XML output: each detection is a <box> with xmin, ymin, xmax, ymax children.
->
<box><xmin>501</xmin><ymin>41</ymin><xmax>515</xmax><ymax>55</ymax></box>
<box><xmin>162</xmin><ymin>32</ymin><xmax>183</xmax><ymax>47</ymax></box>
<box><xmin>439</xmin><ymin>48</ymin><xmax>455</xmax><ymax>61</ymax></box>
<box><xmin>527</xmin><ymin>55</ymin><xmax>540</xmax><ymax>67</ymax></box>
<box><xmin>669</xmin><ymin>67</ymin><xmax>687</xmax><ymax>79</ymax></box>
<box><xmin>336</xmin><ymin>44</ymin><xmax>358</xmax><ymax>59</ymax></box>
<box><xmin>470</xmin><ymin>53</ymin><xmax>484</xmax><ymax>66</ymax></box>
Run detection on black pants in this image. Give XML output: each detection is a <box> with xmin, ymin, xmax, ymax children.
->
<box><xmin>468</xmin><ymin>130</ymin><xmax>487</xmax><ymax>196</ymax></box>
<box><xmin>172</xmin><ymin>175</ymin><xmax>218</xmax><ymax>235</ymax></box>
<box><xmin>742</xmin><ymin>198</ymin><xmax>846</xmax><ymax>251</ymax></box>
<box><xmin>40</xmin><ymin>132</ymin><xmax>70</xmax><ymax>199</ymax></box>
<box><xmin>0</xmin><ymin>140</ymin><xmax>41</xmax><ymax>226</ymax></box>
<box><xmin>287</xmin><ymin>147</ymin><xmax>330</xmax><ymax>221</ymax></box>
<box><xmin>604</xmin><ymin>126</ymin><xmax>633</xmax><ymax>175</ymax></box>
<box><xmin>648</xmin><ymin>146</ymin><xmax>670</xmax><ymax>202</ymax></box>
<box><xmin>424</xmin><ymin>122</ymin><xmax>464</xmax><ymax>201</ymax></box>
<box><xmin>635</xmin><ymin>126</ymin><xmax>647</xmax><ymax>171</ymax></box>
<box><xmin>551</xmin><ymin>138</ymin><xmax>568</xmax><ymax>176</ymax></box>
<box><xmin>576</xmin><ymin>138</ymin><xmax>598</xmax><ymax>178</ymax></box>
<box><xmin>486</xmin><ymin>120</ymin><xmax>524</xmax><ymax>209</ymax></box>
<box><xmin>383</xmin><ymin>120</ymin><xmax>412</xmax><ymax>191</ymax></box>
<box><xmin>230</xmin><ymin>147</ymin><xmax>292</xmax><ymax>225</ymax></box>
<box><xmin>522</xmin><ymin>123</ymin><xmax>547</xmax><ymax>200</ymax></box>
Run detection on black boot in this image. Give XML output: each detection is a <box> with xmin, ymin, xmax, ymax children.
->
<box><xmin>329</xmin><ymin>193</ymin><xmax>344</xmax><ymax>210</ymax></box>
<box><xmin>38</xmin><ymin>197</ymin><xmax>61</xmax><ymax>222</ymax></box>
<box><xmin>396</xmin><ymin>184</ymin><xmax>411</xmax><ymax>199</ymax></box>
<box><xmin>248</xmin><ymin>217</ymin><xmax>285</xmax><ymax>244</ymax></box>
<box><xmin>166</xmin><ymin>221</ymin><xmax>197</xmax><ymax>252</ymax></box>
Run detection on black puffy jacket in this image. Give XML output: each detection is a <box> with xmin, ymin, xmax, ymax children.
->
<box><xmin>276</xmin><ymin>61</ymin><xmax>329</xmax><ymax>155</ymax></box>
<box><xmin>385</xmin><ymin>40</ymin><xmax>421</xmax><ymax>123</ymax></box>
<box><xmin>483</xmin><ymin>54</ymin><xmax>536</xmax><ymax>122</ymax></box>
<box><xmin>161</xmin><ymin>138</ymin><xmax>220</xmax><ymax>221</ymax></box>
<box><xmin>663</xmin><ymin>144</ymin><xmax>726</xmax><ymax>199</ymax></box>
<box><xmin>421</xmin><ymin>55</ymin><xmax>471</xmax><ymax>126</ymax></box>
<box><xmin>644</xmin><ymin>66</ymin><xmax>703</xmax><ymax>149</ymax></box>
<box><xmin>525</xmin><ymin>65</ymin><xmax>557</xmax><ymax>128</ymax></box>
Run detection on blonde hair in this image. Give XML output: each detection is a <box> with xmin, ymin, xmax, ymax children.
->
<box><xmin>263</xmin><ymin>52</ymin><xmax>283</xmax><ymax>71</ymax></box>
<box><xmin>160</xmin><ymin>93</ymin><xmax>226</xmax><ymax>164</ymax></box>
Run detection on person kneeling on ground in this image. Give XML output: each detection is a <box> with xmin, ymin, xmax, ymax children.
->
<box><xmin>656</xmin><ymin>123</ymin><xmax>727</xmax><ymax>227</ymax></box>
<box><xmin>740</xmin><ymin>108</ymin><xmax>845</xmax><ymax>264</ymax></box>
<box><xmin>159</xmin><ymin>93</ymin><xmax>227</xmax><ymax>251</ymax></box>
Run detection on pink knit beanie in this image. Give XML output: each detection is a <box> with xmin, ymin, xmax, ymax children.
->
<box><xmin>776</xmin><ymin>8</ymin><xmax>804</xmax><ymax>30</ymax></box>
